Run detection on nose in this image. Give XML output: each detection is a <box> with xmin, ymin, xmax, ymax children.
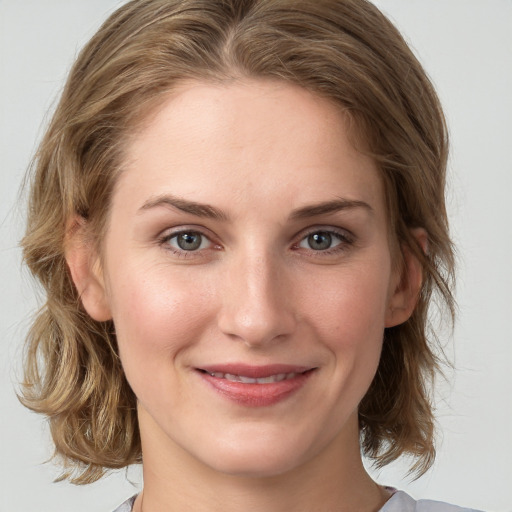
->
<box><xmin>217</xmin><ymin>252</ymin><xmax>297</xmax><ymax>347</ymax></box>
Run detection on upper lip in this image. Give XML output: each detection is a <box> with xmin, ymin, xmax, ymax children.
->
<box><xmin>196</xmin><ymin>364</ymin><xmax>314</xmax><ymax>378</ymax></box>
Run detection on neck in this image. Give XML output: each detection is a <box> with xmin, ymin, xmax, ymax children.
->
<box><xmin>134</xmin><ymin>411</ymin><xmax>390</xmax><ymax>512</ymax></box>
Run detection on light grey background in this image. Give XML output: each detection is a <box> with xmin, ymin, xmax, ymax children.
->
<box><xmin>1</xmin><ymin>1</ymin><xmax>511</xmax><ymax>511</ymax></box>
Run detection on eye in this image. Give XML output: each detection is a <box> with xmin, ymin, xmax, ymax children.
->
<box><xmin>298</xmin><ymin>230</ymin><xmax>349</xmax><ymax>252</ymax></box>
<box><xmin>165</xmin><ymin>231</ymin><xmax>211</xmax><ymax>252</ymax></box>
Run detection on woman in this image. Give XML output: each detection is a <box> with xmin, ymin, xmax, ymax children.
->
<box><xmin>20</xmin><ymin>0</ymin><xmax>481</xmax><ymax>511</ymax></box>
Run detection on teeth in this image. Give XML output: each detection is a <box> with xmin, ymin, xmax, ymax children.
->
<box><xmin>233</xmin><ymin>374</ymin><xmax>258</xmax><ymax>383</ymax></box>
<box><xmin>207</xmin><ymin>371</ymin><xmax>299</xmax><ymax>383</ymax></box>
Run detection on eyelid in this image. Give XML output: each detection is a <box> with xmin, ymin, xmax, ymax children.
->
<box><xmin>158</xmin><ymin>224</ymin><xmax>216</xmax><ymax>241</ymax></box>
<box><xmin>292</xmin><ymin>225</ymin><xmax>355</xmax><ymax>254</ymax></box>
<box><xmin>168</xmin><ymin>231</ymin><xmax>211</xmax><ymax>250</ymax></box>
<box><xmin>158</xmin><ymin>225</ymin><xmax>221</xmax><ymax>256</ymax></box>
<box><xmin>156</xmin><ymin>224</ymin><xmax>355</xmax><ymax>258</ymax></box>
<box><xmin>295</xmin><ymin>225</ymin><xmax>354</xmax><ymax>242</ymax></box>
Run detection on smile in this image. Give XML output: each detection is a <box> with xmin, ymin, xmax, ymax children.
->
<box><xmin>203</xmin><ymin>371</ymin><xmax>301</xmax><ymax>384</ymax></box>
<box><xmin>196</xmin><ymin>365</ymin><xmax>316</xmax><ymax>407</ymax></box>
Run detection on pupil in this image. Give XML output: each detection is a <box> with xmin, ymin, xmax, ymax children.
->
<box><xmin>308</xmin><ymin>232</ymin><xmax>332</xmax><ymax>250</ymax></box>
<box><xmin>177</xmin><ymin>232</ymin><xmax>201</xmax><ymax>251</ymax></box>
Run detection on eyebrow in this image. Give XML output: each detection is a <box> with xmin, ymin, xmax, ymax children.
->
<box><xmin>138</xmin><ymin>194</ymin><xmax>373</xmax><ymax>221</ymax></box>
<box><xmin>139</xmin><ymin>194</ymin><xmax>228</xmax><ymax>221</ymax></box>
<box><xmin>289</xmin><ymin>198</ymin><xmax>373</xmax><ymax>220</ymax></box>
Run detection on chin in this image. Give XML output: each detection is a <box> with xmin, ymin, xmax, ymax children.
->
<box><xmin>208</xmin><ymin>450</ymin><xmax>305</xmax><ymax>479</ymax></box>
<box><xmin>191</xmin><ymin>427</ymin><xmax>315</xmax><ymax>479</ymax></box>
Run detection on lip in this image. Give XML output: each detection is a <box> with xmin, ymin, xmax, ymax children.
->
<box><xmin>195</xmin><ymin>364</ymin><xmax>316</xmax><ymax>407</ymax></box>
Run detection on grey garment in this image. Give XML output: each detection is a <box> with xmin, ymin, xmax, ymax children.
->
<box><xmin>112</xmin><ymin>491</ymin><xmax>483</xmax><ymax>512</ymax></box>
<box><xmin>381</xmin><ymin>491</ymin><xmax>483</xmax><ymax>512</ymax></box>
<box><xmin>112</xmin><ymin>495</ymin><xmax>136</xmax><ymax>512</ymax></box>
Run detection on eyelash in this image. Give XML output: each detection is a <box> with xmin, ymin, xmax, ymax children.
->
<box><xmin>158</xmin><ymin>226</ymin><xmax>355</xmax><ymax>258</ymax></box>
<box><xmin>293</xmin><ymin>228</ymin><xmax>355</xmax><ymax>256</ymax></box>
<box><xmin>158</xmin><ymin>229</ymin><xmax>217</xmax><ymax>259</ymax></box>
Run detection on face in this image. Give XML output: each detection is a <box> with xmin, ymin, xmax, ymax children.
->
<box><xmin>78</xmin><ymin>80</ymin><xmax>414</xmax><ymax>478</ymax></box>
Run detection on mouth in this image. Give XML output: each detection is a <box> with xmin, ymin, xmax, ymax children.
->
<box><xmin>195</xmin><ymin>364</ymin><xmax>316</xmax><ymax>407</ymax></box>
<box><xmin>198</xmin><ymin>370</ymin><xmax>305</xmax><ymax>384</ymax></box>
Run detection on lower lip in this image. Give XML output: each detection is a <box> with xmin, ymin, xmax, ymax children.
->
<box><xmin>198</xmin><ymin>370</ymin><xmax>314</xmax><ymax>407</ymax></box>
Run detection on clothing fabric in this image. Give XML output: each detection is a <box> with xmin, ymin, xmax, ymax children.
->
<box><xmin>380</xmin><ymin>491</ymin><xmax>482</xmax><ymax>511</ymax></box>
<box><xmin>112</xmin><ymin>491</ymin><xmax>482</xmax><ymax>511</ymax></box>
<box><xmin>113</xmin><ymin>495</ymin><xmax>136</xmax><ymax>512</ymax></box>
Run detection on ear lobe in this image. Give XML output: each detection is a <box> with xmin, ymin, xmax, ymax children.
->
<box><xmin>64</xmin><ymin>217</ymin><xmax>112</xmax><ymax>322</ymax></box>
<box><xmin>385</xmin><ymin>228</ymin><xmax>427</xmax><ymax>328</ymax></box>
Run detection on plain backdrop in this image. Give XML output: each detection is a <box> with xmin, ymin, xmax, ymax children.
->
<box><xmin>1</xmin><ymin>1</ymin><xmax>511</xmax><ymax>511</ymax></box>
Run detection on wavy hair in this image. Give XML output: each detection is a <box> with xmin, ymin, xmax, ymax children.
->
<box><xmin>21</xmin><ymin>0</ymin><xmax>454</xmax><ymax>483</ymax></box>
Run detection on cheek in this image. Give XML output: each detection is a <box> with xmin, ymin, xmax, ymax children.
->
<box><xmin>299</xmin><ymin>260</ymin><xmax>392</xmax><ymax>406</ymax></box>
<box><xmin>301</xmin><ymin>262</ymin><xmax>392</xmax><ymax>347</ymax></box>
<box><xmin>105</xmin><ymin>262</ymin><xmax>215</xmax><ymax>381</ymax></box>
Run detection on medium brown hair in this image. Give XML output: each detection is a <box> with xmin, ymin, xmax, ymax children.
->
<box><xmin>21</xmin><ymin>0</ymin><xmax>454</xmax><ymax>483</ymax></box>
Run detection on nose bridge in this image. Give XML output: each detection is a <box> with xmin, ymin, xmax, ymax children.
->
<box><xmin>217</xmin><ymin>247</ymin><xmax>295</xmax><ymax>346</ymax></box>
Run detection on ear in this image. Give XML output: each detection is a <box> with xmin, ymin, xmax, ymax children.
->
<box><xmin>64</xmin><ymin>216</ymin><xmax>112</xmax><ymax>322</ymax></box>
<box><xmin>385</xmin><ymin>228</ymin><xmax>427</xmax><ymax>328</ymax></box>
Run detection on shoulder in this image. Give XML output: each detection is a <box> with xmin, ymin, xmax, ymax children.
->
<box><xmin>112</xmin><ymin>495</ymin><xmax>137</xmax><ymax>512</ymax></box>
<box><xmin>381</xmin><ymin>491</ymin><xmax>484</xmax><ymax>512</ymax></box>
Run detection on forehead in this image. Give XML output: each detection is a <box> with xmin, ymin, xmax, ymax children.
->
<box><xmin>116</xmin><ymin>79</ymin><xmax>385</xmax><ymax>220</ymax></box>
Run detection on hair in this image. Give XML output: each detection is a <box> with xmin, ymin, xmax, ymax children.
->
<box><xmin>21</xmin><ymin>0</ymin><xmax>454</xmax><ymax>484</ymax></box>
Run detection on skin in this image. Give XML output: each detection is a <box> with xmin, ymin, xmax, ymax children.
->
<box><xmin>67</xmin><ymin>79</ymin><xmax>423</xmax><ymax>512</ymax></box>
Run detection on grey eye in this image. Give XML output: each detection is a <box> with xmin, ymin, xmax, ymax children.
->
<box><xmin>172</xmin><ymin>232</ymin><xmax>206</xmax><ymax>251</ymax></box>
<box><xmin>308</xmin><ymin>232</ymin><xmax>332</xmax><ymax>250</ymax></box>
<box><xmin>299</xmin><ymin>231</ymin><xmax>342</xmax><ymax>251</ymax></box>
